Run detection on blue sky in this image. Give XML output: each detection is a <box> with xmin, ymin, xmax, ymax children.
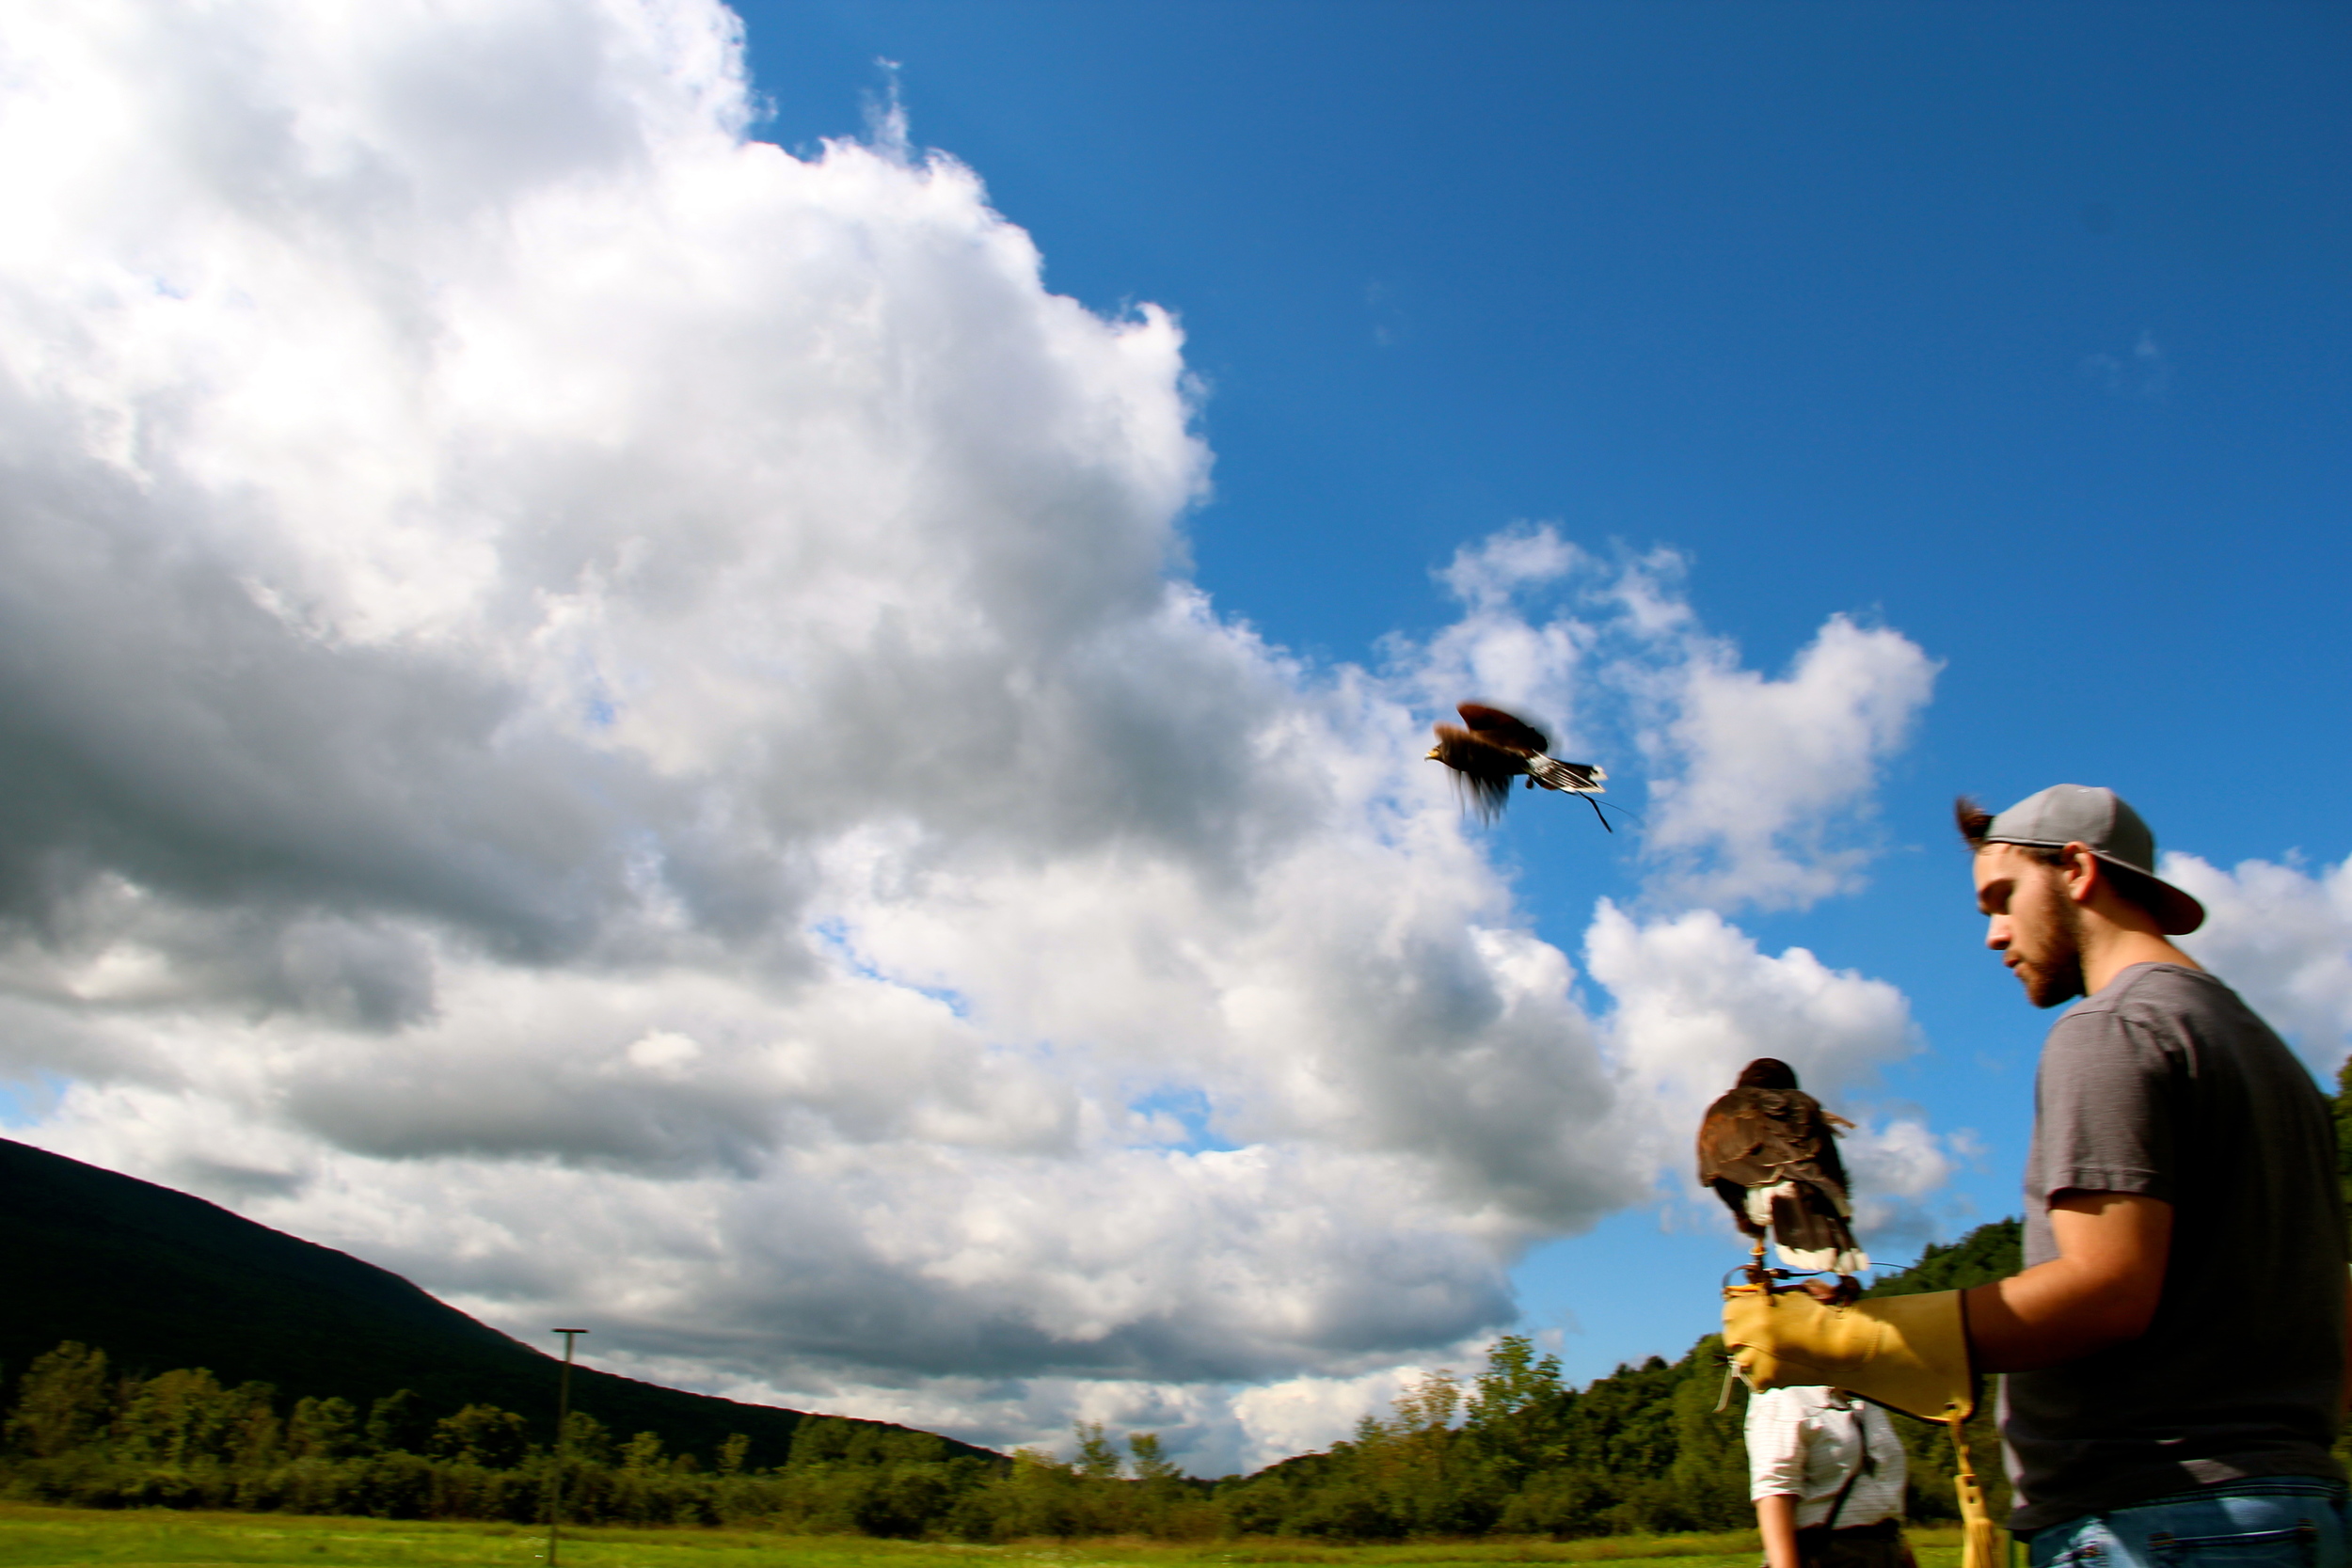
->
<box><xmin>2</xmin><ymin>0</ymin><xmax>2345</xmax><ymax>1471</ymax></box>
<box><xmin>731</xmin><ymin>0</ymin><xmax>2352</xmax><ymax>1382</ymax></box>
<box><xmin>743</xmin><ymin>0</ymin><xmax>2347</xmax><ymax>724</ymax></box>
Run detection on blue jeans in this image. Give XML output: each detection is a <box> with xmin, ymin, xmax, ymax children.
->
<box><xmin>2026</xmin><ymin>1480</ymin><xmax>2351</xmax><ymax>1568</ymax></box>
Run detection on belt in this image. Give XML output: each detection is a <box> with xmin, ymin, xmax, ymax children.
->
<box><xmin>1797</xmin><ymin>1516</ymin><xmax>1901</xmax><ymax>1540</ymax></box>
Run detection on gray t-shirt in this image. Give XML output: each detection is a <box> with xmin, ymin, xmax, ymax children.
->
<box><xmin>2002</xmin><ymin>963</ymin><xmax>2345</xmax><ymax>1531</ymax></box>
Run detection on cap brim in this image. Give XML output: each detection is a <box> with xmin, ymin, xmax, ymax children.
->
<box><xmin>2095</xmin><ymin>852</ymin><xmax>2205</xmax><ymax>935</ymax></box>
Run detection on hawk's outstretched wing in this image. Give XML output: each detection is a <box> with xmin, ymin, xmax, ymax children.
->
<box><xmin>1457</xmin><ymin>703</ymin><xmax>1551</xmax><ymax>755</ymax></box>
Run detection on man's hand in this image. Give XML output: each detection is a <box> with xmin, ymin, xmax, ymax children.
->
<box><xmin>1962</xmin><ymin>1191</ymin><xmax>2170</xmax><ymax>1372</ymax></box>
<box><xmin>1723</xmin><ymin>1286</ymin><xmax>1974</xmax><ymax>1423</ymax></box>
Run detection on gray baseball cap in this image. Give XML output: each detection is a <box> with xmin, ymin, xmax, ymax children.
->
<box><xmin>1981</xmin><ymin>784</ymin><xmax>2205</xmax><ymax>934</ymax></box>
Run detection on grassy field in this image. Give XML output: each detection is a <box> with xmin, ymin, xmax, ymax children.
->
<box><xmin>0</xmin><ymin>1505</ymin><xmax>1974</xmax><ymax>1568</ymax></box>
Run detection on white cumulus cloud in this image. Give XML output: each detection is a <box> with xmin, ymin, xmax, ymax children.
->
<box><xmin>1405</xmin><ymin>528</ymin><xmax>1940</xmax><ymax>911</ymax></box>
<box><xmin>1585</xmin><ymin>900</ymin><xmax>1916</xmax><ymax>1116</ymax></box>
<box><xmin>1638</xmin><ymin>612</ymin><xmax>1941</xmax><ymax>911</ymax></box>
<box><xmin>0</xmin><ymin>0</ymin><xmax>1956</xmax><ymax>1468</ymax></box>
<box><xmin>2169</xmin><ymin>852</ymin><xmax>2352</xmax><ymax>1073</ymax></box>
<box><xmin>1582</xmin><ymin>899</ymin><xmax>1962</xmax><ymax>1253</ymax></box>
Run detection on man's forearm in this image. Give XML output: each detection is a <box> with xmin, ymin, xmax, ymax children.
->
<box><xmin>1964</xmin><ymin>1192</ymin><xmax>2171</xmax><ymax>1373</ymax></box>
<box><xmin>1964</xmin><ymin>1264</ymin><xmax>2139</xmax><ymax>1371</ymax></box>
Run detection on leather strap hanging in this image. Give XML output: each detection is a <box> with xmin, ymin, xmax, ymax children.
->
<box><xmin>1949</xmin><ymin>1415</ymin><xmax>2001</xmax><ymax>1568</ymax></box>
<box><xmin>1821</xmin><ymin>1412</ymin><xmax>1873</xmax><ymax>1533</ymax></box>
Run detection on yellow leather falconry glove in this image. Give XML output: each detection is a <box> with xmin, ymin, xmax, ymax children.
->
<box><xmin>1722</xmin><ymin>1285</ymin><xmax>1976</xmax><ymax>1423</ymax></box>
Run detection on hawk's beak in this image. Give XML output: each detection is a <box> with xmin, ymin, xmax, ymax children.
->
<box><xmin>1423</xmin><ymin>746</ymin><xmax>1440</xmax><ymax>760</ymax></box>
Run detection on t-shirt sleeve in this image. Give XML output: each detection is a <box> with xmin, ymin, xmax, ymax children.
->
<box><xmin>1745</xmin><ymin>1387</ymin><xmax>1807</xmax><ymax>1499</ymax></box>
<box><xmin>2033</xmin><ymin>1004</ymin><xmax>2176</xmax><ymax>1203</ymax></box>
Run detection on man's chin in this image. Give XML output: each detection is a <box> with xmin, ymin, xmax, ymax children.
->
<box><xmin>2020</xmin><ymin>964</ymin><xmax>2087</xmax><ymax>1008</ymax></box>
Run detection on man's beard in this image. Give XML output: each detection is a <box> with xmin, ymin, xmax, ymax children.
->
<box><xmin>2024</xmin><ymin>895</ymin><xmax>2089</xmax><ymax>1008</ymax></box>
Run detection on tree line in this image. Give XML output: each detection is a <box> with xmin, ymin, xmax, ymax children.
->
<box><xmin>0</xmin><ymin>1340</ymin><xmax>1215</xmax><ymax>1538</ymax></box>
<box><xmin>0</xmin><ymin>1224</ymin><xmax>2018</xmax><ymax>1542</ymax></box>
<box><xmin>1217</xmin><ymin>1301</ymin><xmax>2010</xmax><ymax>1540</ymax></box>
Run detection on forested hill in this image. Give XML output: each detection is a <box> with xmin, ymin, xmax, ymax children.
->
<box><xmin>1867</xmin><ymin>1219</ymin><xmax>2023</xmax><ymax>1297</ymax></box>
<box><xmin>0</xmin><ymin>1138</ymin><xmax>991</xmax><ymax>1470</ymax></box>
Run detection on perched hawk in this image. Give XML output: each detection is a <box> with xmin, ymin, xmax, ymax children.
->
<box><xmin>1696</xmin><ymin>1057</ymin><xmax>1868</xmax><ymax>1277</ymax></box>
<box><xmin>1425</xmin><ymin>704</ymin><xmax>1608</xmax><ymax>827</ymax></box>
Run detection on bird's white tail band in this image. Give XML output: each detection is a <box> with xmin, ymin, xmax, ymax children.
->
<box><xmin>1743</xmin><ymin>1181</ymin><xmax>1791</xmax><ymax>1230</ymax></box>
<box><xmin>1527</xmin><ymin>754</ymin><xmax>1605</xmax><ymax>793</ymax></box>
<box><xmin>1745</xmin><ymin>1180</ymin><xmax>1868</xmax><ymax>1274</ymax></box>
<box><xmin>1775</xmin><ymin>1242</ymin><xmax>1871</xmax><ymax>1274</ymax></box>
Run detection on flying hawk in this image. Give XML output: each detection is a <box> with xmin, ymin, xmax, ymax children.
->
<box><xmin>1696</xmin><ymin>1057</ymin><xmax>1868</xmax><ymax>1278</ymax></box>
<box><xmin>1425</xmin><ymin>704</ymin><xmax>1608</xmax><ymax>827</ymax></box>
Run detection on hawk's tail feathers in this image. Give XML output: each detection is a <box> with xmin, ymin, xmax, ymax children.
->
<box><xmin>1764</xmin><ymin>1180</ymin><xmax>1867</xmax><ymax>1274</ymax></box>
<box><xmin>1527</xmin><ymin>754</ymin><xmax>1605</xmax><ymax>794</ymax></box>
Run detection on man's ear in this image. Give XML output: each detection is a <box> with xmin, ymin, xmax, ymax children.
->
<box><xmin>2058</xmin><ymin>842</ymin><xmax>2105</xmax><ymax>905</ymax></box>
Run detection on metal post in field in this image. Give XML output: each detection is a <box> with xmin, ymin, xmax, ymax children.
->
<box><xmin>546</xmin><ymin>1328</ymin><xmax>588</xmax><ymax>1568</ymax></box>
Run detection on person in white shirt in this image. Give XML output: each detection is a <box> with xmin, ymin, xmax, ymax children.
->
<box><xmin>1747</xmin><ymin>1384</ymin><xmax>1914</xmax><ymax>1568</ymax></box>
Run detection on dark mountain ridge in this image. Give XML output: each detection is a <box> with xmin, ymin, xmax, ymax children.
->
<box><xmin>0</xmin><ymin>1137</ymin><xmax>992</xmax><ymax>1468</ymax></box>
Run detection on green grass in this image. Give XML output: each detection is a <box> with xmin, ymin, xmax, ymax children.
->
<box><xmin>0</xmin><ymin>1507</ymin><xmax>1970</xmax><ymax>1568</ymax></box>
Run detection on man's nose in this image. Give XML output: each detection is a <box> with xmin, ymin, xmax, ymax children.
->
<box><xmin>1985</xmin><ymin>915</ymin><xmax>2010</xmax><ymax>951</ymax></box>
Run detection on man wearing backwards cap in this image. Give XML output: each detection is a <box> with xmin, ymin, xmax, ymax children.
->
<box><xmin>1726</xmin><ymin>784</ymin><xmax>2348</xmax><ymax>1568</ymax></box>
